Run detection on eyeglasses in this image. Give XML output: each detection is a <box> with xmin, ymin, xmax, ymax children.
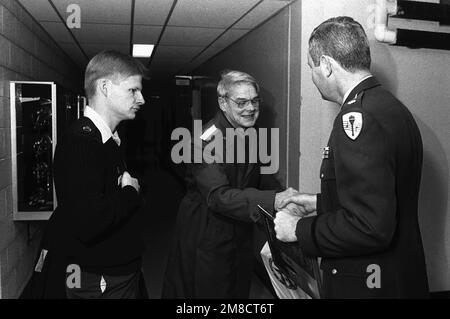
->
<box><xmin>225</xmin><ymin>96</ymin><xmax>262</xmax><ymax>109</ymax></box>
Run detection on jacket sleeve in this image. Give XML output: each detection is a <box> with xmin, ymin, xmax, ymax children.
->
<box><xmin>54</xmin><ymin>135</ymin><xmax>140</xmax><ymax>245</ymax></box>
<box><xmin>191</xmin><ymin>140</ymin><xmax>276</xmax><ymax>222</ymax></box>
<box><xmin>296</xmin><ymin>110</ymin><xmax>397</xmax><ymax>258</ymax></box>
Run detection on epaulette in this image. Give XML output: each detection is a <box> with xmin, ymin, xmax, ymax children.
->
<box><xmin>345</xmin><ymin>91</ymin><xmax>365</xmax><ymax>107</ymax></box>
<box><xmin>200</xmin><ymin>124</ymin><xmax>218</xmax><ymax>141</ymax></box>
<box><xmin>346</xmin><ymin>98</ymin><xmax>357</xmax><ymax>105</ymax></box>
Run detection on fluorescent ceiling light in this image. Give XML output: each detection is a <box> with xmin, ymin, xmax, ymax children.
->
<box><xmin>132</xmin><ymin>44</ymin><xmax>154</xmax><ymax>58</ymax></box>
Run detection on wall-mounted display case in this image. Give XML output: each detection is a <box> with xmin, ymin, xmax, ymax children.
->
<box><xmin>10</xmin><ymin>81</ymin><xmax>84</xmax><ymax>221</ymax></box>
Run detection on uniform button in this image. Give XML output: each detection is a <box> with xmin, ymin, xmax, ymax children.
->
<box><xmin>320</xmin><ymin>173</ymin><xmax>324</xmax><ymax>178</ymax></box>
<box><xmin>331</xmin><ymin>269</ymin><xmax>338</xmax><ymax>275</ymax></box>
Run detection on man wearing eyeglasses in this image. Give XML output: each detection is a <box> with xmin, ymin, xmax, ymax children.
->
<box><xmin>218</xmin><ymin>80</ymin><xmax>262</xmax><ymax>128</ymax></box>
<box><xmin>162</xmin><ymin>70</ymin><xmax>295</xmax><ymax>298</ymax></box>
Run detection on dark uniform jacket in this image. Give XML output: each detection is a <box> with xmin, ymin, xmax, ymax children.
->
<box><xmin>162</xmin><ymin>111</ymin><xmax>281</xmax><ymax>298</ymax></box>
<box><xmin>296</xmin><ymin>77</ymin><xmax>429</xmax><ymax>298</ymax></box>
<box><xmin>29</xmin><ymin>116</ymin><xmax>144</xmax><ymax>298</ymax></box>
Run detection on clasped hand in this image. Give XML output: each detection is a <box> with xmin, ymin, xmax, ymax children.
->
<box><xmin>274</xmin><ymin>188</ymin><xmax>317</xmax><ymax>217</ymax></box>
<box><xmin>273</xmin><ymin>188</ymin><xmax>317</xmax><ymax>242</ymax></box>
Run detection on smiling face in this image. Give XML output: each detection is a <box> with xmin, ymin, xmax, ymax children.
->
<box><xmin>219</xmin><ymin>82</ymin><xmax>260</xmax><ymax>128</ymax></box>
<box><xmin>107</xmin><ymin>74</ymin><xmax>145</xmax><ymax>122</ymax></box>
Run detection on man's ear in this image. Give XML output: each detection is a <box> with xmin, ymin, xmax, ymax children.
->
<box><xmin>218</xmin><ymin>97</ymin><xmax>227</xmax><ymax>112</ymax></box>
<box><xmin>97</xmin><ymin>78</ymin><xmax>109</xmax><ymax>97</ymax></box>
<box><xmin>319</xmin><ymin>55</ymin><xmax>333</xmax><ymax>78</ymax></box>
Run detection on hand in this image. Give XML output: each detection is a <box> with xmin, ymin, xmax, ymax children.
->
<box><xmin>279</xmin><ymin>193</ymin><xmax>317</xmax><ymax>217</ymax></box>
<box><xmin>274</xmin><ymin>210</ymin><xmax>301</xmax><ymax>242</ymax></box>
<box><xmin>283</xmin><ymin>202</ymin><xmax>307</xmax><ymax>217</ymax></box>
<box><xmin>274</xmin><ymin>187</ymin><xmax>298</xmax><ymax>211</ymax></box>
<box><xmin>120</xmin><ymin>171</ymin><xmax>140</xmax><ymax>194</ymax></box>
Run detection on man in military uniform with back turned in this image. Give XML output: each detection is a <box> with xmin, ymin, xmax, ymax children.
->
<box><xmin>43</xmin><ymin>50</ymin><xmax>147</xmax><ymax>298</ymax></box>
<box><xmin>274</xmin><ymin>17</ymin><xmax>429</xmax><ymax>298</ymax></box>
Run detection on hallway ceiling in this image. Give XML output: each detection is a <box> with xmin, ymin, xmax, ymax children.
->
<box><xmin>18</xmin><ymin>0</ymin><xmax>295</xmax><ymax>80</ymax></box>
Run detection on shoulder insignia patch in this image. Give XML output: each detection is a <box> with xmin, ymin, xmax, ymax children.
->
<box><xmin>82</xmin><ymin>125</ymin><xmax>92</xmax><ymax>133</ymax></box>
<box><xmin>342</xmin><ymin>112</ymin><xmax>363</xmax><ymax>140</ymax></box>
<box><xmin>200</xmin><ymin>124</ymin><xmax>217</xmax><ymax>141</ymax></box>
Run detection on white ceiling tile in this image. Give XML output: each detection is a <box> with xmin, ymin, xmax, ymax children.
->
<box><xmin>134</xmin><ymin>0</ymin><xmax>174</xmax><ymax>25</ymax></box>
<box><xmin>18</xmin><ymin>0</ymin><xmax>60</xmax><ymax>21</ymax></box>
<box><xmin>72</xmin><ymin>23</ymin><xmax>130</xmax><ymax>44</ymax></box>
<box><xmin>40</xmin><ymin>21</ymin><xmax>74</xmax><ymax>43</ymax></box>
<box><xmin>234</xmin><ymin>0</ymin><xmax>293</xmax><ymax>29</ymax></box>
<box><xmin>19</xmin><ymin>0</ymin><xmax>294</xmax><ymax>82</ymax></box>
<box><xmin>169</xmin><ymin>0</ymin><xmax>260</xmax><ymax>28</ymax></box>
<box><xmin>51</xmin><ymin>0</ymin><xmax>132</xmax><ymax>24</ymax></box>
<box><xmin>82</xmin><ymin>43</ymin><xmax>130</xmax><ymax>58</ymax></box>
<box><xmin>152</xmin><ymin>45</ymin><xmax>203</xmax><ymax>61</ymax></box>
<box><xmin>211</xmin><ymin>28</ymin><xmax>250</xmax><ymax>48</ymax></box>
<box><xmin>160</xmin><ymin>26</ymin><xmax>224</xmax><ymax>46</ymax></box>
<box><xmin>58</xmin><ymin>42</ymin><xmax>89</xmax><ymax>68</ymax></box>
<box><xmin>133</xmin><ymin>25</ymin><xmax>163</xmax><ymax>44</ymax></box>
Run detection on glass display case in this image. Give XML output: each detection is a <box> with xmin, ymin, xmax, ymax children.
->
<box><xmin>10</xmin><ymin>81</ymin><xmax>84</xmax><ymax>220</ymax></box>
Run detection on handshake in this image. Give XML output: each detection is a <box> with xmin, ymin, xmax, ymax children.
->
<box><xmin>272</xmin><ymin>188</ymin><xmax>317</xmax><ymax>243</ymax></box>
<box><xmin>274</xmin><ymin>187</ymin><xmax>317</xmax><ymax>218</ymax></box>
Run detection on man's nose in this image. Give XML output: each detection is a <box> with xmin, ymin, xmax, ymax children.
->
<box><xmin>136</xmin><ymin>91</ymin><xmax>145</xmax><ymax>105</ymax></box>
<box><xmin>246</xmin><ymin>101</ymin><xmax>257</xmax><ymax>112</ymax></box>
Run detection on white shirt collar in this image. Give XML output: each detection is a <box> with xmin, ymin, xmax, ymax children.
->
<box><xmin>341</xmin><ymin>75</ymin><xmax>373</xmax><ymax>106</ymax></box>
<box><xmin>83</xmin><ymin>106</ymin><xmax>121</xmax><ymax>146</ymax></box>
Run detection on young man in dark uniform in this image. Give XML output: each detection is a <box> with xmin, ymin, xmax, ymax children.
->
<box><xmin>44</xmin><ymin>51</ymin><xmax>147</xmax><ymax>298</ymax></box>
<box><xmin>162</xmin><ymin>70</ymin><xmax>297</xmax><ymax>298</ymax></box>
<box><xmin>274</xmin><ymin>17</ymin><xmax>429</xmax><ymax>298</ymax></box>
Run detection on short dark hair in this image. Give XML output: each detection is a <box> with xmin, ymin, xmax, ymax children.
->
<box><xmin>84</xmin><ymin>50</ymin><xmax>147</xmax><ymax>100</ymax></box>
<box><xmin>309</xmin><ymin>16</ymin><xmax>371</xmax><ymax>71</ymax></box>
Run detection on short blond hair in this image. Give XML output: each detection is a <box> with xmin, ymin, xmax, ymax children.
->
<box><xmin>84</xmin><ymin>50</ymin><xmax>146</xmax><ymax>100</ymax></box>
